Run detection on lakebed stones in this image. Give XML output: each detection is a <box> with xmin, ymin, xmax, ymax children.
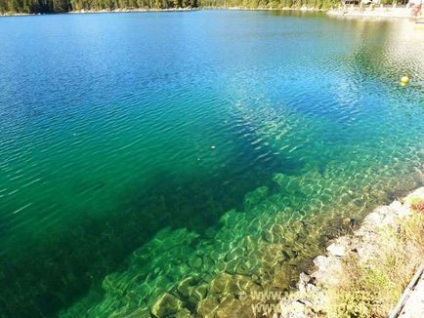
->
<box><xmin>187</xmin><ymin>255</ymin><xmax>203</xmax><ymax>270</ymax></box>
<box><xmin>273</xmin><ymin>173</ymin><xmax>287</xmax><ymax>188</ymax></box>
<box><xmin>174</xmin><ymin>308</ymin><xmax>193</xmax><ymax>318</ymax></box>
<box><xmin>176</xmin><ymin>276</ymin><xmax>199</xmax><ymax>298</ymax></box>
<box><xmin>188</xmin><ymin>284</ymin><xmax>208</xmax><ymax>305</ymax></box>
<box><xmin>215</xmin><ymin>295</ymin><xmax>253</xmax><ymax>318</ymax></box>
<box><xmin>225</xmin><ymin>246</ymin><xmax>245</xmax><ymax>262</ymax></box>
<box><xmin>63</xmin><ymin>164</ymin><xmax>424</xmax><ymax>318</ymax></box>
<box><xmin>196</xmin><ymin>271</ymin><xmax>269</xmax><ymax>318</ymax></box>
<box><xmin>209</xmin><ymin>272</ymin><xmax>254</xmax><ymax>295</ymax></box>
<box><xmin>244</xmin><ymin>186</ymin><xmax>269</xmax><ymax>210</ymax></box>
<box><xmin>151</xmin><ymin>293</ymin><xmax>184</xmax><ymax>318</ymax></box>
<box><xmin>241</xmin><ymin>235</ymin><xmax>257</xmax><ymax>250</ymax></box>
<box><xmin>122</xmin><ymin>306</ymin><xmax>151</xmax><ymax>318</ymax></box>
<box><xmin>196</xmin><ymin>296</ymin><xmax>220</xmax><ymax>317</ymax></box>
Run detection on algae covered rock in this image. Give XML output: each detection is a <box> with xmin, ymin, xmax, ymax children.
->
<box><xmin>151</xmin><ymin>293</ymin><xmax>184</xmax><ymax>318</ymax></box>
<box><xmin>215</xmin><ymin>295</ymin><xmax>253</xmax><ymax>318</ymax></box>
<box><xmin>244</xmin><ymin>186</ymin><xmax>269</xmax><ymax>210</ymax></box>
<box><xmin>176</xmin><ymin>276</ymin><xmax>199</xmax><ymax>298</ymax></box>
<box><xmin>175</xmin><ymin>308</ymin><xmax>192</xmax><ymax>318</ymax></box>
<box><xmin>188</xmin><ymin>283</ymin><xmax>208</xmax><ymax>305</ymax></box>
<box><xmin>273</xmin><ymin>173</ymin><xmax>287</xmax><ymax>188</ymax></box>
<box><xmin>175</xmin><ymin>276</ymin><xmax>208</xmax><ymax>306</ymax></box>
<box><xmin>197</xmin><ymin>296</ymin><xmax>220</xmax><ymax>317</ymax></box>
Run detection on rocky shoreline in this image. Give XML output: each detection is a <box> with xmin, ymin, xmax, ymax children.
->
<box><xmin>279</xmin><ymin>187</ymin><xmax>424</xmax><ymax>318</ymax></box>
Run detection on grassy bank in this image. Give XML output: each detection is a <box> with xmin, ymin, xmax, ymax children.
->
<box><xmin>281</xmin><ymin>188</ymin><xmax>424</xmax><ymax>318</ymax></box>
<box><xmin>328</xmin><ymin>199</ymin><xmax>424</xmax><ymax>317</ymax></box>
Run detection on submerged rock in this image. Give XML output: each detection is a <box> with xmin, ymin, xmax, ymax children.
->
<box><xmin>215</xmin><ymin>295</ymin><xmax>253</xmax><ymax>318</ymax></box>
<box><xmin>196</xmin><ymin>296</ymin><xmax>220</xmax><ymax>317</ymax></box>
<box><xmin>243</xmin><ymin>186</ymin><xmax>269</xmax><ymax>210</ymax></box>
<box><xmin>188</xmin><ymin>283</ymin><xmax>208</xmax><ymax>305</ymax></box>
<box><xmin>176</xmin><ymin>276</ymin><xmax>198</xmax><ymax>298</ymax></box>
<box><xmin>175</xmin><ymin>308</ymin><xmax>192</xmax><ymax>318</ymax></box>
<box><xmin>225</xmin><ymin>246</ymin><xmax>245</xmax><ymax>262</ymax></box>
<box><xmin>151</xmin><ymin>293</ymin><xmax>184</xmax><ymax>318</ymax></box>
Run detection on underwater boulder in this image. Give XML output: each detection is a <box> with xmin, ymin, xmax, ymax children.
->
<box><xmin>151</xmin><ymin>293</ymin><xmax>184</xmax><ymax>318</ymax></box>
<box><xmin>196</xmin><ymin>296</ymin><xmax>220</xmax><ymax>317</ymax></box>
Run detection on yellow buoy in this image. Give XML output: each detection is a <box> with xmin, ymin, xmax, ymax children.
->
<box><xmin>400</xmin><ymin>76</ymin><xmax>410</xmax><ymax>84</ymax></box>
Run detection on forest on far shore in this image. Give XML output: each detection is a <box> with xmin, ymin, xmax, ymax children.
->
<box><xmin>0</xmin><ymin>0</ymin><xmax>197</xmax><ymax>14</ymax></box>
<box><xmin>1</xmin><ymin>0</ymin><xmax>346</xmax><ymax>15</ymax></box>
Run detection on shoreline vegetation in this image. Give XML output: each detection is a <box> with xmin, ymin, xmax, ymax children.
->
<box><xmin>279</xmin><ymin>187</ymin><xmax>424</xmax><ymax>317</ymax></box>
<box><xmin>0</xmin><ymin>8</ymin><xmax>324</xmax><ymax>17</ymax></box>
<box><xmin>0</xmin><ymin>4</ymin><xmax>337</xmax><ymax>16</ymax></box>
<box><xmin>0</xmin><ymin>5</ymin><xmax>419</xmax><ymax>19</ymax></box>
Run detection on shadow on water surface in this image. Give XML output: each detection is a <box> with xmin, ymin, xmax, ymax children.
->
<box><xmin>0</xmin><ymin>128</ymin><xmax>304</xmax><ymax>318</ymax></box>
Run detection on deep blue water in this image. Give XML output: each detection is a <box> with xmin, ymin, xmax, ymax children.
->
<box><xmin>0</xmin><ymin>10</ymin><xmax>423</xmax><ymax>317</ymax></box>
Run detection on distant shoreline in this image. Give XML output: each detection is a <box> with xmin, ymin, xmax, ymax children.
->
<box><xmin>0</xmin><ymin>6</ymin><xmax>327</xmax><ymax>17</ymax></box>
<box><xmin>0</xmin><ymin>5</ymin><xmax>417</xmax><ymax>20</ymax></box>
<box><xmin>0</xmin><ymin>8</ymin><xmax>198</xmax><ymax>16</ymax></box>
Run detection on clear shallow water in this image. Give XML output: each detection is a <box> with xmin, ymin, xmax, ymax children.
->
<box><xmin>0</xmin><ymin>10</ymin><xmax>423</xmax><ymax>317</ymax></box>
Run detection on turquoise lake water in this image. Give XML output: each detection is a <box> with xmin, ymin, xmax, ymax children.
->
<box><xmin>0</xmin><ymin>10</ymin><xmax>423</xmax><ymax>317</ymax></box>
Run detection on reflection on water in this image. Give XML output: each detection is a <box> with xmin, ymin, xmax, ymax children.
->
<box><xmin>0</xmin><ymin>11</ymin><xmax>423</xmax><ymax>317</ymax></box>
